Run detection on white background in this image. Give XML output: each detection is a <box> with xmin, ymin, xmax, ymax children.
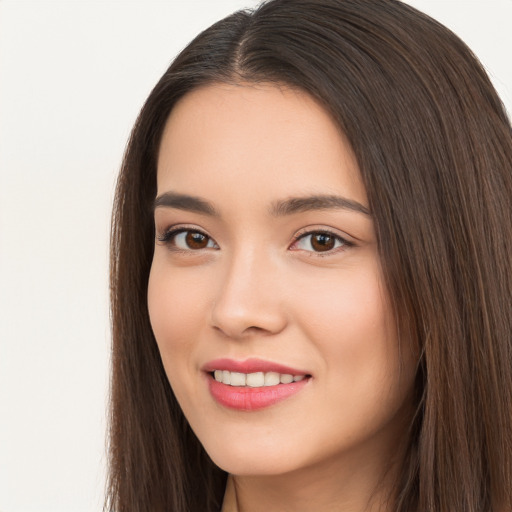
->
<box><xmin>0</xmin><ymin>1</ymin><xmax>510</xmax><ymax>511</ymax></box>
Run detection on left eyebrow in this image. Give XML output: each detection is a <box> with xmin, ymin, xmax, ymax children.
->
<box><xmin>270</xmin><ymin>194</ymin><xmax>371</xmax><ymax>217</ymax></box>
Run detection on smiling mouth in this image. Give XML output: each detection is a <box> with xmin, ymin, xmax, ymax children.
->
<box><xmin>206</xmin><ymin>371</ymin><xmax>311</xmax><ymax>411</ymax></box>
<box><xmin>202</xmin><ymin>358</ymin><xmax>312</xmax><ymax>410</ymax></box>
<box><xmin>210</xmin><ymin>370</ymin><xmax>308</xmax><ymax>387</ymax></box>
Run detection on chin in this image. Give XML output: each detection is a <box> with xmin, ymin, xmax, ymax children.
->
<box><xmin>201</xmin><ymin>433</ymin><xmax>305</xmax><ymax>476</ymax></box>
<box><xmin>211</xmin><ymin>452</ymin><xmax>298</xmax><ymax>477</ymax></box>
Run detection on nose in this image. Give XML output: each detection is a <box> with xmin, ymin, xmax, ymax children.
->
<box><xmin>210</xmin><ymin>248</ymin><xmax>288</xmax><ymax>339</ymax></box>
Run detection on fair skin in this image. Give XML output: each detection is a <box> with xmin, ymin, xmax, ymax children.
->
<box><xmin>148</xmin><ymin>83</ymin><xmax>417</xmax><ymax>512</ymax></box>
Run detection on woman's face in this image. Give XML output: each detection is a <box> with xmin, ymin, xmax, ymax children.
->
<box><xmin>148</xmin><ymin>83</ymin><xmax>416</xmax><ymax>478</ymax></box>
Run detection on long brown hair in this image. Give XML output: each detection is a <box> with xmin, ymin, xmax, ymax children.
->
<box><xmin>107</xmin><ymin>1</ymin><xmax>512</xmax><ymax>510</ymax></box>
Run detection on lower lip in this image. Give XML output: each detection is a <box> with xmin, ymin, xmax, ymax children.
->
<box><xmin>207</xmin><ymin>374</ymin><xmax>310</xmax><ymax>411</ymax></box>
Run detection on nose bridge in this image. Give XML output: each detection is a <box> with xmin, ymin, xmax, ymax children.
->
<box><xmin>210</xmin><ymin>243</ymin><xmax>286</xmax><ymax>338</ymax></box>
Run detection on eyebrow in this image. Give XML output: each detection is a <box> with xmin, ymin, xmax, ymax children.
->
<box><xmin>270</xmin><ymin>195</ymin><xmax>371</xmax><ymax>217</ymax></box>
<box><xmin>153</xmin><ymin>192</ymin><xmax>371</xmax><ymax>217</ymax></box>
<box><xmin>153</xmin><ymin>192</ymin><xmax>219</xmax><ymax>216</ymax></box>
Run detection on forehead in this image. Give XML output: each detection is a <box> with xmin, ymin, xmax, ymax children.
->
<box><xmin>156</xmin><ymin>83</ymin><xmax>367</xmax><ymax>207</ymax></box>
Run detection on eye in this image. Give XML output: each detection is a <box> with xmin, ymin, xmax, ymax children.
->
<box><xmin>157</xmin><ymin>228</ymin><xmax>218</xmax><ymax>251</ymax></box>
<box><xmin>291</xmin><ymin>231</ymin><xmax>351</xmax><ymax>253</ymax></box>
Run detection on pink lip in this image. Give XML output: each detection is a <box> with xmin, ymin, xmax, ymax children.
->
<box><xmin>202</xmin><ymin>357</ymin><xmax>308</xmax><ymax>375</ymax></box>
<box><xmin>202</xmin><ymin>358</ymin><xmax>311</xmax><ymax>411</ymax></box>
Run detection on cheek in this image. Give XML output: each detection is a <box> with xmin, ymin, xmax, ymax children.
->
<box><xmin>147</xmin><ymin>261</ymin><xmax>215</xmax><ymax>419</ymax></box>
<box><xmin>147</xmin><ymin>261</ymin><xmax>207</xmax><ymax>364</ymax></box>
<box><xmin>294</xmin><ymin>262</ymin><xmax>391</xmax><ymax>346</ymax></box>
<box><xmin>293</xmin><ymin>263</ymin><xmax>404</xmax><ymax>395</ymax></box>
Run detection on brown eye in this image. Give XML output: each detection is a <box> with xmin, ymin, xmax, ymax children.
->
<box><xmin>293</xmin><ymin>231</ymin><xmax>349</xmax><ymax>254</ymax></box>
<box><xmin>158</xmin><ymin>229</ymin><xmax>218</xmax><ymax>250</ymax></box>
<box><xmin>185</xmin><ymin>231</ymin><xmax>209</xmax><ymax>249</ymax></box>
<box><xmin>310</xmin><ymin>233</ymin><xmax>336</xmax><ymax>252</ymax></box>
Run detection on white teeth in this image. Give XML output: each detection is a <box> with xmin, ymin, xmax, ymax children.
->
<box><xmin>230</xmin><ymin>372</ymin><xmax>246</xmax><ymax>386</ymax></box>
<box><xmin>246</xmin><ymin>372</ymin><xmax>265</xmax><ymax>387</ymax></box>
<box><xmin>264</xmin><ymin>372</ymin><xmax>280</xmax><ymax>386</ymax></box>
<box><xmin>213</xmin><ymin>370</ymin><xmax>307</xmax><ymax>387</ymax></box>
<box><xmin>280</xmin><ymin>374</ymin><xmax>294</xmax><ymax>384</ymax></box>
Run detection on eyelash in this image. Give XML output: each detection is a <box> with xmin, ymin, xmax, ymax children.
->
<box><xmin>290</xmin><ymin>229</ymin><xmax>354</xmax><ymax>256</ymax></box>
<box><xmin>156</xmin><ymin>226</ymin><xmax>354</xmax><ymax>256</ymax></box>
<box><xmin>156</xmin><ymin>227</ymin><xmax>218</xmax><ymax>252</ymax></box>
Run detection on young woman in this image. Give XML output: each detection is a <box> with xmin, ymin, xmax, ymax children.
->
<box><xmin>107</xmin><ymin>1</ymin><xmax>512</xmax><ymax>511</ymax></box>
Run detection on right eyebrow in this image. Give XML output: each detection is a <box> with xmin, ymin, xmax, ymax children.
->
<box><xmin>153</xmin><ymin>192</ymin><xmax>219</xmax><ymax>217</ymax></box>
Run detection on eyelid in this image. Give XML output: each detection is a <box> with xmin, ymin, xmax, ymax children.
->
<box><xmin>156</xmin><ymin>224</ymin><xmax>219</xmax><ymax>250</ymax></box>
<box><xmin>289</xmin><ymin>227</ymin><xmax>355</xmax><ymax>255</ymax></box>
<box><xmin>156</xmin><ymin>223</ymin><xmax>207</xmax><ymax>241</ymax></box>
<box><xmin>292</xmin><ymin>225</ymin><xmax>356</xmax><ymax>242</ymax></box>
<box><xmin>155</xmin><ymin>224</ymin><xmax>355</xmax><ymax>255</ymax></box>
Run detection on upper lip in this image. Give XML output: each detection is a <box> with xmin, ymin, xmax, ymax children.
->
<box><xmin>202</xmin><ymin>357</ymin><xmax>310</xmax><ymax>375</ymax></box>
